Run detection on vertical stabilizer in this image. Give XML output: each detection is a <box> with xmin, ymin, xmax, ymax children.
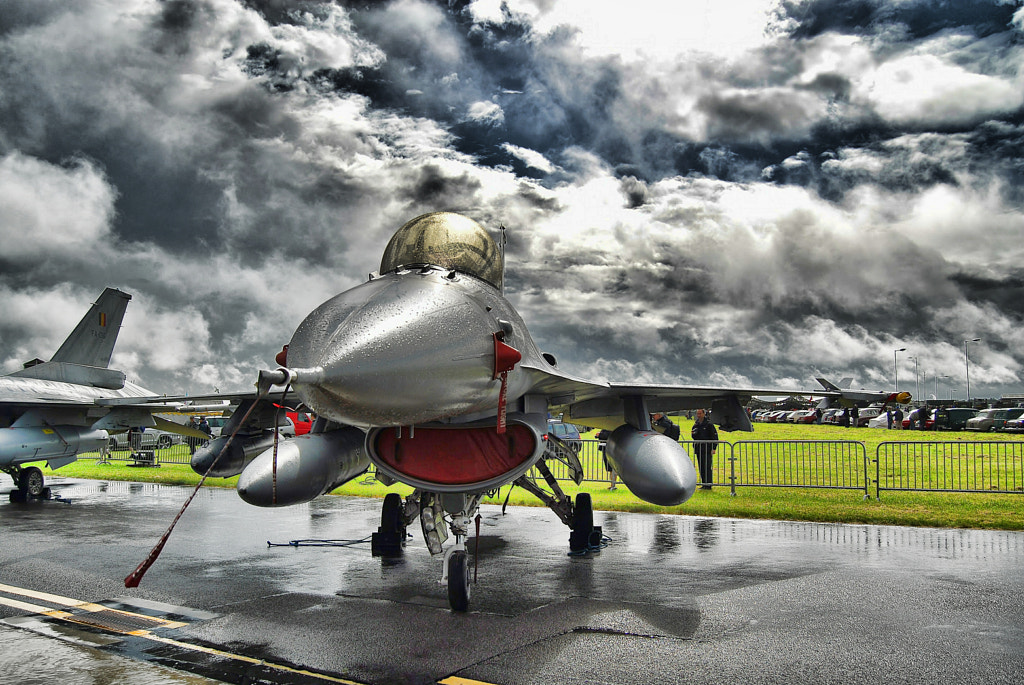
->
<box><xmin>50</xmin><ymin>288</ymin><xmax>131</xmax><ymax>369</ymax></box>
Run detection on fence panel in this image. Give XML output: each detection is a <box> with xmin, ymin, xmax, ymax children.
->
<box><xmin>100</xmin><ymin>438</ymin><xmax>194</xmax><ymax>466</ymax></box>
<box><xmin>876</xmin><ymin>441</ymin><xmax>1024</xmax><ymax>497</ymax></box>
<box><xmin>540</xmin><ymin>439</ymin><xmax>609</xmax><ymax>483</ymax></box>
<box><xmin>88</xmin><ymin>435</ymin><xmax>1024</xmax><ymax>501</ymax></box>
<box><xmin>728</xmin><ymin>440</ymin><xmax>868</xmax><ymax>496</ymax></box>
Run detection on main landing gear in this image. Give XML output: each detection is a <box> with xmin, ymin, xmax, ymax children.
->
<box><xmin>514</xmin><ymin>459</ymin><xmax>603</xmax><ymax>553</ymax></box>
<box><xmin>369</xmin><ymin>470</ymin><xmax>602</xmax><ymax>613</ymax></box>
<box><xmin>6</xmin><ymin>466</ymin><xmax>51</xmax><ymax>503</ymax></box>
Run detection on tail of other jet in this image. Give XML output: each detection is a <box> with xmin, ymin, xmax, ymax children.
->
<box><xmin>51</xmin><ymin>288</ymin><xmax>131</xmax><ymax>367</ymax></box>
<box><xmin>9</xmin><ymin>288</ymin><xmax>131</xmax><ymax>389</ymax></box>
<box><xmin>816</xmin><ymin>377</ymin><xmax>853</xmax><ymax>392</ymax></box>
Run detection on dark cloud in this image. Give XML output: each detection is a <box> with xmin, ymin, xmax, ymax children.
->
<box><xmin>0</xmin><ymin>0</ymin><xmax>1022</xmax><ymax>398</ymax></box>
<box><xmin>778</xmin><ymin>0</ymin><xmax>1019</xmax><ymax>41</ymax></box>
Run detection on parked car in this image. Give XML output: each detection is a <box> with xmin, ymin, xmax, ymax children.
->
<box><xmin>1004</xmin><ymin>413</ymin><xmax>1024</xmax><ymax>432</ymax></box>
<box><xmin>107</xmin><ymin>428</ymin><xmax>182</xmax><ymax>451</ymax></box>
<box><xmin>822</xmin><ymin>408</ymin><xmax>843</xmax><ymax>424</ymax></box>
<box><xmin>901</xmin><ymin>407</ymin><xmax>932</xmax><ymax>430</ymax></box>
<box><xmin>284</xmin><ymin>410</ymin><xmax>314</xmax><ymax>436</ymax></box>
<box><xmin>965</xmin><ymin>408</ymin><xmax>1009</xmax><ymax>432</ymax></box>
<box><xmin>856</xmin><ymin>407</ymin><xmax>881</xmax><ymax>427</ymax></box>
<box><xmin>790</xmin><ymin>409</ymin><xmax>818</xmax><ymax>424</ymax></box>
<box><xmin>206</xmin><ymin>416</ymin><xmax>229</xmax><ymax>437</ymax></box>
<box><xmin>546</xmin><ymin>420</ymin><xmax>582</xmax><ymax>453</ymax></box>
<box><xmin>995</xmin><ymin>408</ymin><xmax>1024</xmax><ymax>431</ymax></box>
<box><xmin>932</xmin><ymin>407</ymin><xmax>978</xmax><ymax>431</ymax></box>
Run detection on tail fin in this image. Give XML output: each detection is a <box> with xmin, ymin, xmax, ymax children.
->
<box><xmin>816</xmin><ymin>377</ymin><xmax>841</xmax><ymax>392</ymax></box>
<box><xmin>50</xmin><ymin>288</ymin><xmax>131</xmax><ymax>368</ymax></box>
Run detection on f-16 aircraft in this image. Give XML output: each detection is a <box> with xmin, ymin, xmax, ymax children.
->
<box><xmin>815</xmin><ymin>377</ymin><xmax>911</xmax><ymax>407</ymax></box>
<box><xmin>185</xmin><ymin>212</ymin><xmax>909</xmax><ymax>611</ymax></box>
<box><xmin>0</xmin><ymin>288</ymin><xmax>207</xmax><ymax>501</ymax></box>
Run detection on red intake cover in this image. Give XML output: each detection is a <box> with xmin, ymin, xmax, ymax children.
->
<box><xmin>373</xmin><ymin>425</ymin><xmax>536</xmax><ymax>485</ymax></box>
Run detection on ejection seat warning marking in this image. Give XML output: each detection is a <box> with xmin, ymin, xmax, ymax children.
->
<box><xmin>0</xmin><ymin>582</ymin><xmax>364</xmax><ymax>685</ymax></box>
<box><xmin>438</xmin><ymin>678</ymin><xmax>503</xmax><ymax>685</ymax></box>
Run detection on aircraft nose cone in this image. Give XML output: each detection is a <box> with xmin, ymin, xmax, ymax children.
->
<box><xmin>285</xmin><ymin>272</ymin><xmax>500</xmax><ymax>425</ymax></box>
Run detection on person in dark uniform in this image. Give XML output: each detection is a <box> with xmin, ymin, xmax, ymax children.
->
<box><xmin>651</xmin><ymin>412</ymin><xmax>681</xmax><ymax>441</ymax></box>
<box><xmin>597</xmin><ymin>429</ymin><xmax>616</xmax><ymax>490</ymax></box>
<box><xmin>691</xmin><ymin>408</ymin><xmax>718</xmax><ymax>490</ymax></box>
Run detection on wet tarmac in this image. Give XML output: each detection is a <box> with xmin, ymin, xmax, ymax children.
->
<box><xmin>2</xmin><ymin>476</ymin><xmax>1023</xmax><ymax>684</ymax></box>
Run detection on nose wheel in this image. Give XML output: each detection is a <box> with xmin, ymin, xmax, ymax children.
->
<box><xmin>446</xmin><ymin>547</ymin><xmax>471</xmax><ymax>612</ymax></box>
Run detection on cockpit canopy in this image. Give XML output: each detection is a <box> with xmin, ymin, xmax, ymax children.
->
<box><xmin>379</xmin><ymin>212</ymin><xmax>503</xmax><ymax>290</ymax></box>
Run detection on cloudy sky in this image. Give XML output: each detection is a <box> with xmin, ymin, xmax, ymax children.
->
<box><xmin>2</xmin><ymin>0</ymin><xmax>1022</xmax><ymax>401</ymax></box>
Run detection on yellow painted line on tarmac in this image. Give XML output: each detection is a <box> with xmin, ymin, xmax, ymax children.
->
<box><xmin>0</xmin><ymin>582</ymin><xmax>186</xmax><ymax>629</ymax></box>
<box><xmin>0</xmin><ymin>595</ymin><xmax>57</xmax><ymax>614</ymax></box>
<box><xmin>0</xmin><ymin>581</ymin><xmax>365</xmax><ymax>684</ymax></box>
<box><xmin>135</xmin><ymin>631</ymin><xmax>365</xmax><ymax>684</ymax></box>
<box><xmin>438</xmin><ymin>677</ymin><xmax>503</xmax><ymax>685</ymax></box>
<box><xmin>0</xmin><ymin>581</ymin><xmax>91</xmax><ymax>607</ymax></box>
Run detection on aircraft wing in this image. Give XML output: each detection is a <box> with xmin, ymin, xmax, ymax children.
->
<box><xmin>520</xmin><ymin>364</ymin><xmax>896</xmax><ymax>432</ymax></box>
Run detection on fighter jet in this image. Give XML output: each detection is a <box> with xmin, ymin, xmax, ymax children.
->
<box><xmin>0</xmin><ymin>288</ymin><xmax>207</xmax><ymax>501</ymax></box>
<box><xmin>188</xmin><ymin>212</ymin><xmax>908</xmax><ymax>611</ymax></box>
<box><xmin>815</xmin><ymin>377</ymin><xmax>910</xmax><ymax>407</ymax></box>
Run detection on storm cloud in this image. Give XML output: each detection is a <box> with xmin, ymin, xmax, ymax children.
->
<box><xmin>1</xmin><ymin>0</ymin><xmax>1021</xmax><ymax>401</ymax></box>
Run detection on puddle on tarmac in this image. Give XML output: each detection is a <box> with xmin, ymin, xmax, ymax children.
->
<box><xmin>0</xmin><ymin>624</ymin><xmax>217</xmax><ymax>685</ymax></box>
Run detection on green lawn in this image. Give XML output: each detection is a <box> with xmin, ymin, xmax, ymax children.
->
<box><xmin>29</xmin><ymin>420</ymin><xmax>1024</xmax><ymax>531</ymax></box>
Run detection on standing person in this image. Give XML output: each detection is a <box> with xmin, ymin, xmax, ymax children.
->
<box><xmin>851</xmin><ymin>405</ymin><xmax>859</xmax><ymax>428</ymax></box>
<box><xmin>597</xmin><ymin>429</ymin><xmax>616</xmax><ymax>490</ymax></box>
<box><xmin>651</xmin><ymin>412</ymin><xmax>681</xmax><ymax>441</ymax></box>
<box><xmin>691</xmin><ymin>408</ymin><xmax>718</xmax><ymax>490</ymax></box>
<box><xmin>893</xmin><ymin>406</ymin><xmax>904</xmax><ymax>430</ymax></box>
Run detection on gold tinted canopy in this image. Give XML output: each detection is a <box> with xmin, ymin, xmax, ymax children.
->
<box><xmin>379</xmin><ymin>212</ymin><xmax>503</xmax><ymax>290</ymax></box>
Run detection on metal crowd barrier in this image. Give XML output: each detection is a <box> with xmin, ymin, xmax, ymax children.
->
<box><xmin>93</xmin><ymin>435</ymin><xmax>1024</xmax><ymax>500</ymax></box>
<box><xmin>875</xmin><ymin>441</ymin><xmax>1024</xmax><ymax>496</ymax></box>
<box><xmin>726</xmin><ymin>440</ymin><xmax>869</xmax><ymax>497</ymax></box>
<box><xmin>99</xmin><ymin>436</ymin><xmax>196</xmax><ymax>466</ymax></box>
<box><xmin>541</xmin><ymin>439</ymin><xmax>1023</xmax><ymax>500</ymax></box>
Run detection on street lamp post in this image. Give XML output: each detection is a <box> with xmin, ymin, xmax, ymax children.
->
<box><xmin>964</xmin><ymin>338</ymin><xmax>981</xmax><ymax>405</ymax></box>
<box><xmin>893</xmin><ymin>347</ymin><xmax>906</xmax><ymax>393</ymax></box>
<box><xmin>909</xmin><ymin>355</ymin><xmax>920</xmax><ymax>400</ymax></box>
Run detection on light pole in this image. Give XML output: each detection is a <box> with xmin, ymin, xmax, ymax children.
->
<box><xmin>964</xmin><ymin>338</ymin><xmax>981</xmax><ymax>405</ymax></box>
<box><xmin>893</xmin><ymin>347</ymin><xmax>906</xmax><ymax>393</ymax></box>
<box><xmin>935</xmin><ymin>374</ymin><xmax>949</xmax><ymax>400</ymax></box>
<box><xmin>909</xmin><ymin>355</ymin><xmax>920</xmax><ymax>400</ymax></box>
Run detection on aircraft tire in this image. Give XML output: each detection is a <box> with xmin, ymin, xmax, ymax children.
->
<box><xmin>380</xmin><ymin>492</ymin><xmax>404</xmax><ymax>533</ymax></box>
<box><xmin>19</xmin><ymin>467</ymin><xmax>45</xmax><ymax>498</ymax></box>
<box><xmin>572</xmin><ymin>492</ymin><xmax>593</xmax><ymax>531</ymax></box>
<box><xmin>447</xmin><ymin>550</ymin><xmax>471</xmax><ymax>612</ymax></box>
<box><xmin>569</xmin><ymin>493</ymin><xmax>595</xmax><ymax>552</ymax></box>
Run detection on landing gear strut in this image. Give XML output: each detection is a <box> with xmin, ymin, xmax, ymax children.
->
<box><xmin>7</xmin><ymin>466</ymin><xmax>50</xmax><ymax>502</ymax></box>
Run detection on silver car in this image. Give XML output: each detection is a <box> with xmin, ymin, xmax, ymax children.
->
<box><xmin>107</xmin><ymin>428</ymin><xmax>182</xmax><ymax>451</ymax></box>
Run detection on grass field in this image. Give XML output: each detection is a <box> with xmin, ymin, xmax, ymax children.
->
<box><xmin>30</xmin><ymin>419</ymin><xmax>1024</xmax><ymax>531</ymax></box>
